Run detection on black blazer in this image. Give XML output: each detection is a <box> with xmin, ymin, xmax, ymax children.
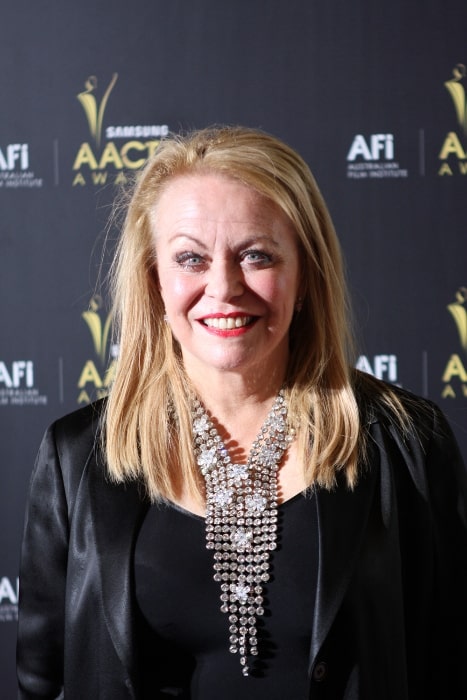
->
<box><xmin>16</xmin><ymin>390</ymin><xmax>467</xmax><ymax>699</ymax></box>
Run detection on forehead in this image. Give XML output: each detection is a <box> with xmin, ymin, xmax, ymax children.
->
<box><xmin>151</xmin><ymin>173</ymin><xmax>293</xmax><ymax>235</ymax></box>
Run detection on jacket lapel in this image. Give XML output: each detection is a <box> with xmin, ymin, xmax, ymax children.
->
<box><xmin>87</xmin><ymin>449</ymin><xmax>149</xmax><ymax>690</ymax></box>
<box><xmin>309</xmin><ymin>435</ymin><xmax>379</xmax><ymax>671</ymax></box>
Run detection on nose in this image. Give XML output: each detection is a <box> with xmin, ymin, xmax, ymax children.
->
<box><xmin>205</xmin><ymin>258</ymin><xmax>244</xmax><ymax>301</ymax></box>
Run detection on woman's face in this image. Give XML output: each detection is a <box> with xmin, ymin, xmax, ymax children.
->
<box><xmin>152</xmin><ymin>173</ymin><xmax>301</xmax><ymax>385</ymax></box>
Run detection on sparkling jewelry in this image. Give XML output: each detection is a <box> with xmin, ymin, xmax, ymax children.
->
<box><xmin>192</xmin><ymin>389</ymin><xmax>294</xmax><ymax>676</ymax></box>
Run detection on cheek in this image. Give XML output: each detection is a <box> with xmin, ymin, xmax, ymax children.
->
<box><xmin>262</xmin><ymin>273</ymin><xmax>299</xmax><ymax>312</ymax></box>
<box><xmin>159</xmin><ymin>271</ymin><xmax>200</xmax><ymax>313</ymax></box>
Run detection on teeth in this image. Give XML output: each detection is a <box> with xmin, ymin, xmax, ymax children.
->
<box><xmin>203</xmin><ymin>316</ymin><xmax>252</xmax><ymax>330</ymax></box>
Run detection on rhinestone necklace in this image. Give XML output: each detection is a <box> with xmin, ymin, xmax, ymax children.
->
<box><xmin>192</xmin><ymin>389</ymin><xmax>294</xmax><ymax>676</ymax></box>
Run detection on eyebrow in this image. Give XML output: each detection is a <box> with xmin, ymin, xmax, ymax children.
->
<box><xmin>167</xmin><ymin>233</ymin><xmax>281</xmax><ymax>248</ymax></box>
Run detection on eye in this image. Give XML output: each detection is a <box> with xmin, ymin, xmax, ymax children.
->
<box><xmin>175</xmin><ymin>251</ymin><xmax>205</xmax><ymax>269</ymax></box>
<box><xmin>241</xmin><ymin>249</ymin><xmax>273</xmax><ymax>266</ymax></box>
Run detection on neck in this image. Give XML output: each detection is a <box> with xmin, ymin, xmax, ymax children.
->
<box><xmin>181</xmin><ymin>343</ymin><xmax>289</xmax><ymax>419</ymax></box>
<box><xmin>192</xmin><ymin>379</ymin><xmax>285</xmax><ymax>444</ymax></box>
<box><xmin>187</xmin><ymin>368</ymin><xmax>286</xmax><ymax>420</ymax></box>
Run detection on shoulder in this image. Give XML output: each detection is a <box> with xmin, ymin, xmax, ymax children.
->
<box><xmin>33</xmin><ymin>399</ymin><xmax>107</xmax><ymax>509</ymax></box>
<box><xmin>354</xmin><ymin>372</ymin><xmax>466</xmax><ymax>487</ymax></box>
<box><xmin>50</xmin><ymin>397</ymin><xmax>106</xmax><ymax>447</ymax></box>
<box><xmin>354</xmin><ymin>370</ymin><xmax>441</xmax><ymax>437</ymax></box>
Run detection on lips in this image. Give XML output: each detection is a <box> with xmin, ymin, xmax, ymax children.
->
<box><xmin>201</xmin><ymin>315</ymin><xmax>254</xmax><ymax>330</ymax></box>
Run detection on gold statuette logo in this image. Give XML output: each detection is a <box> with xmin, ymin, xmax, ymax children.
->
<box><xmin>81</xmin><ymin>295</ymin><xmax>113</xmax><ymax>364</ymax></box>
<box><xmin>445</xmin><ymin>64</ymin><xmax>467</xmax><ymax>137</ymax></box>
<box><xmin>438</xmin><ymin>63</ymin><xmax>467</xmax><ymax>176</ymax></box>
<box><xmin>447</xmin><ymin>287</ymin><xmax>467</xmax><ymax>353</ymax></box>
<box><xmin>77</xmin><ymin>295</ymin><xmax>116</xmax><ymax>404</ymax></box>
<box><xmin>442</xmin><ymin>287</ymin><xmax>467</xmax><ymax>398</ymax></box>
<box><xmin>77</xmin><ymin>74</ymin><xmax>118</xmax><ymax>148</ymax></box>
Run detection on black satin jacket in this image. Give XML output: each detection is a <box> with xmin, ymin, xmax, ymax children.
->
<box><xmin>16</xmin><ymin>390</ymin><xmax>467</xmax><ymax>699</ymax></box>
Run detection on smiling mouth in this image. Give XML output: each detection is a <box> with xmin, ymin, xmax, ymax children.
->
<box><xmin>201</xmin><ymin>316</ymin><xmax>254</xmax><ymax>330</ymax></box>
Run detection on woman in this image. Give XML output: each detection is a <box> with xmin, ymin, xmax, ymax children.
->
<box><xmin>17</xmin><ymin>126</ymin><xmax>467</xmax><ymax>699</ymax></box>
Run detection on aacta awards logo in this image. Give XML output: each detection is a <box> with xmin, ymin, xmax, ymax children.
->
<box><xmin>0</xmin><ymin>576</ymin><xmax>19</xmax><ymax>623</ymax></box>
<box><xmin>438</xmin><ymin>63</ymin><xmax>467</xmax><ymax>176</ymax></box>
<box><xmin>441</xmin><ymin>287</ymin><xmax>467</xmax><ymax>398</ymax></box>
<box><xmin>72</xmin><ymin>73</ymin><xmax>169</xmax><ymax>187</ymax></box>
<box><xmin>77</xmin><ymin>296</ymin><xmax>117</xmax><ymax>404</ymax></box>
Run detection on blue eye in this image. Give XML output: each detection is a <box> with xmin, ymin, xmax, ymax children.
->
<box><xmin>242</xmin><ymin>250</ymin><xmax>272</xmax><ymax>264</ymax></box>
<box><xmin>175</xmin><ymin>252</ymin><xmax>204</xmax><ymax>268</ymax></box>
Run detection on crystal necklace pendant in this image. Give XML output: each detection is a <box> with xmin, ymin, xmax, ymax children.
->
<box><xmin>192</xmin><ymin>389</ymin><xmax>294</xmax><ymax>676</ymax></box>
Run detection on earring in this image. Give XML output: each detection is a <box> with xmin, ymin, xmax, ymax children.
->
<box><xmin>295</xmin><ymin>297</ymin><xmax>303</xmax><ymax>312</ymax></box>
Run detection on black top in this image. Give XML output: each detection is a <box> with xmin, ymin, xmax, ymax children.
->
<box><xmin>134</xmin><ymin>492</ymin><xmax>318</xmax><ymax>699</ymax></box>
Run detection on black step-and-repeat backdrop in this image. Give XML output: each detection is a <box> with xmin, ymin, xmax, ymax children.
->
<box><xmin>1</xmin><ymin>1</ymin><xmax>466</xmax><ymax>695</ymax></box>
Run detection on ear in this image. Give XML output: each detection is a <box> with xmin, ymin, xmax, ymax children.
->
<box><xmin>294</xmin><ymin>297</ymin><xmax>303</xmax><ymax>313</ymax></box>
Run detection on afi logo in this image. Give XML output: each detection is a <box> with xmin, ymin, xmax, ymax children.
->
<box><xmin>0</xmin><ymin>144</ymin><xmax>29</xmax><ymax>170</ymax></box>
<box><xmin>347</xmin><ymin>134</ymin><xmax>394</xmax><ymax>161</ymax></box>
<box><xmin>356</xmin><ymin>354</ymin><xmax>398</xmax><ymax>382</ymax></box>
<box><xmin>0</xmin><ymin>361</ymin><xmax>34</xmax><ymax>388</ymax></box>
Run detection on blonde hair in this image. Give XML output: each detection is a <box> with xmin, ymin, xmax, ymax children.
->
<box><xmin>104</xmin><ymin>126</ymin><xmax>404</xmax><ymax>501</ymax></box>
